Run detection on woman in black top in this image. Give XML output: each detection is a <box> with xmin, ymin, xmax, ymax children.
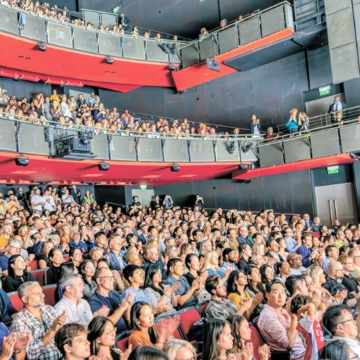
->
<box><xmin>38</xmin><ymin>241</ymin><xmax>54</xmax><ymax>269</ymax></box>
<box><xmin>185</xmin><ymin>254</ymin><xmax>201</xmax><ymax>286</ymax></box>
<box><xmin>4</xmin><ymin>255</ymin><xmax>35</xmax><ymax>293</ymax></box>
<box><xmin>45</xmin><ymin>248</ymin><xmax>64</xmax><ymax>285</ymax></box>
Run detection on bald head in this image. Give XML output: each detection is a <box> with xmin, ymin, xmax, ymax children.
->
<box><xmin>328</xmin><ymin>260</ymin><xmax>344</xmax><ymax>280</ymax></box>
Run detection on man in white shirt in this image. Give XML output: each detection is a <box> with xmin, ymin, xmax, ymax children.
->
<box><xmin>30</xmin><ymin>188</ymin><xmax>44</xmax><ymax>215</ymax></box>
<box><xmin>323</xmin><ymin>304</ymin><xmax>360</xmax><ymax>359</ymax></box>
<box><xmin>43</xmin><ymin>188</ymin><xmax>55</xmax><ymax>213</ymax></box>
<box><xmin>54</xmin><ymin>273</ymin><xmax>106</xmax><ymax>325</ymax></box>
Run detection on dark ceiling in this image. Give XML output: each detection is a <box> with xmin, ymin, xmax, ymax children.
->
<box><xmin>76</xmin><ymin>0</ymin><xmax>294</xmax><ymax>39</ymax></box>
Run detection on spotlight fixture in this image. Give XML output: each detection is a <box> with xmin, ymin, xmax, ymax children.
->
<box><xmin>106</xmin><ymin>56</ymin><xmax>114</xmax><ymax>65</ymax></box>
<box><xmin>159</xmin><ymin>43</ymin><xmax>171</xmax><ymax>55</ymax></box>
<box><xmin>350</xmin><ymin>152</ymin><xmax>360</xmax><ymax>159</ymax></box>
<box><xmin>242</xmin><ymin>142</ymin><xmax>252</xmax><ymax>153</ymax></box>
<box><xmin>239</xmin><ymin>163</ymin><xmax>247</xmax><ymax>170</ymax></box>
<box><xmin>168</xmin><ymin>63</ymin><xmax>180</xmax><ymax>71</ymax></box>
<box><xmin>226</xmin><ymin>141</ymin><xmax>236</xmax><ymax>154</ymax></box>
<box><xmin>38</xmin><ymin>42</ymin><xmax>47</xmax><ymax>52</ymax></box>
<box><xmin>98</xmin><ymin>162</ymin><xmax>110</xmax><ymax>171</ymax></box>
<box><xmin>15</xmin><ymin>154</ymin><xmax>29</xmax><ymax>166</ymax></box>
<box><xmin>170</xmin><ymin>163</ymin><xmax>180</xmax><ymax>172</ymax></box>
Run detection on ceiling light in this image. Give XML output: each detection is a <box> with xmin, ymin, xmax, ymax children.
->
<box><xmin>98</xmin><ymin>162</ymin><xmax>110</xmax><ymax>171</ymax></box>
<box><xmin>106</xmin><ymin>56</ymin><xmax>114</xmax><ymax>65</ymax></box>
<box><xmin>38</xmin><ymin>42</ymin><xmax>47</xmax><ymax>52</ymax></box>
<box><xmin>170</xmin><ymin>163</ymin><xmax>180</xmax><ymax>172</ymax></box>
<box><xmin>15</xmin><ymin>154</ymin><xmax>29</xmax><ymax>166</ymax></box>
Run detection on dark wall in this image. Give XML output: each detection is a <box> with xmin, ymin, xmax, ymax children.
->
<box><xmin>0</xmin><ymin>78</ymin><xmax>51</xmax><ymax>101</ymax></box>
<box><xmin>311</xmin><ymin>165</ymin><xmax>353</xmax><ymax>187</ymax></box>
<box><xmin>48</xmin><ymin>0</ymin><xmax>77</xmax><ymax>11</ymax></box>
<box><xmin>99</xmin><ymin>51</ymin><xmax>309</xmax><ymax>129</ymax></box>
<box><xmin>94</xmin><ymin>186</ymin><xmax>126</xmax><ymax>207</ymax></box>
<box><xmin>353</xmin><ymin>162</ymin><xmax>360</xmax><ymax>220</ymax></box>
<box><xmin>343</xmin><ymin>78</ymin><xmax>360</xmax><ymax>108</ymax></box>
<box><xmin>154</xmin><ymin>169</ymin><xmax>314</xmax><ymax>217</ymax></box>
<box><xmin>77</xmin><ymin>0</ymin><xmax>289</xmax><ymax>39</ymax></box>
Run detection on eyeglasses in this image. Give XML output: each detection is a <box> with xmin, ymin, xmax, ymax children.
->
<box><xmin>338</xmin><ymin>318</ymin><xmax>356</xmax><ymax>325</ymax></box>
<box><xmin>345</xmin><ymin>262</ymin><xmax>354</xmax><ymax>265</ymax></box>
<box><xmin>98</xmin><ymin>276</ymin><xmax>115</xmax><ymax>281</ymax></box>
<box><xmin>10</xmin><ymin>246</ymin><xmax>21</xmax><ymax>251</ymax></box>
<box><xmin>350</xmin><ymin>354</ymin><xmax>359</xmax><ymax>360</ymax></box>
<box><xmin>306</xmin><ymin>282</ymin><xmax>313</xmax><ymax>286</ymax></box>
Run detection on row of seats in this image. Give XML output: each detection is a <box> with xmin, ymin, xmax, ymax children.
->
<box><xmin>28</xmin><ymin>254</ymin><xmax>71</xmax><ymax>271</ymax></box>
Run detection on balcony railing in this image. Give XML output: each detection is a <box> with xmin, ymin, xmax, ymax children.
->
<box><xmin>179</xmin><ymin>1</ymin><xmax>294</xmax><ymax>68</ymax></box>
<box><xmin>0</xmin><ymin>3</ymin><xmax>184</xmax><ymax>63</ymax></box>
<box><xmin>0</xmin><ymin>110</ymin><xmax>359</xmax><ymax>166</ymax></box>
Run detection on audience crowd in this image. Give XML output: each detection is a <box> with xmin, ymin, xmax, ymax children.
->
<box><xmin>0</xmin><ymin>183</ymin><xmax>358</xmax><ymax>360</ymax></box>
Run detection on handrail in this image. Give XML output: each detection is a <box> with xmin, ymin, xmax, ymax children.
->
<box><xmin>274</xmin><ymin>104</ymin><xmax>360</xmax><ymax>137</ymax></box>
<box><xmin>0</xmin><ymin>3</ymin><xmax>185</xmax><ymax>63</ymax></box>
<box><xmin>0</xmin><ymin>111</ymin><xmax>259</xmax><ymax>139</ymax></box>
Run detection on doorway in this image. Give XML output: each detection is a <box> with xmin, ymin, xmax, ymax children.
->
<box><xmin>314</xmin><ymin>183</ymin><xmax>358</xmax><ymax>226</ymax></box>
<box><xmin>131</xmin><ymin>189</ymin><xmax>155</xmax><ymax>207</ymax></box>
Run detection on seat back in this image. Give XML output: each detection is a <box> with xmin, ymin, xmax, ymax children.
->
<box><xmin>198</xmin><ymin>302</ymin><xmax>209</xmax><ymax>317</ymax></box>
<box><xmin>8</xmin><ymin>291</ymin><xmax>23</xmax><ymax>313</ymax></box>
<box><xmin>250</xmin><ymin>325</ymin><xmax>264</xmax><ymax>360</ymax></box>
<box><xmin>43</xmin><ymin>285</ymin><xmax>57</xmax><ymax>306</ymax></box>
<box><xmin>178</xmin><ymin>308</ymin><xmax>201</xmax><ymax>340</ymax></box>
<box><xmin>117</xmin><ymin>336</ymin><xmax>129</xmax><ymax>352</ymax></box>
<box><xmin>31</xmin><ymin>269</ymin><xmax>46</xmax><ymax>286</ymax></box>
<box><xmin>64</xmin><ymin>255</ymin><xmax>70</xmax><ymax>261</ymax></box>
<box><xmin>29</xmin><ymin>260</ymin><xmax>39</xmax><ymax>271</ymax></box>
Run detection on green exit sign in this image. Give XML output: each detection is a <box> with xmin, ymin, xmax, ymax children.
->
<box><xmin>327</xmin><ymin>165</ymin><xmax>339</xmax><ymax>174</ymax></box>
<box><xmin>319</xmin><ymin>85</ymin><xmax>331</xmax><ymax>97</ymax></box>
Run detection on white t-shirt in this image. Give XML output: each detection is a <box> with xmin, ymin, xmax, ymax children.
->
<box><xmin>43</xmin><ymin>195</ymin><xmax>55</xmax><ymax>212</ymax></box>
<box><xmin>31</xmin><ymin>195</ymin><xmax>44</xmax><ymax>210</ymax></box>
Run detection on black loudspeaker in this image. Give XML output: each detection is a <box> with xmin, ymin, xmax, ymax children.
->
<box><xmin>98</xmin><ymin>163</ymin><xmax>110</xmax><ymax>171</ymax></box>
<box><xmin>171</xmin><ymin>164</ymin><xmax>180</xmax><ymax>172</ymax></box>
<box><xmin>15</xmin><ymin>157</ymin><xmax>29</xmax><ymax>166</ymax></box>
<box><xmin>206</xmin><ymin>58</ymin><xmax>220</xmax><ymax>72</ymax></box>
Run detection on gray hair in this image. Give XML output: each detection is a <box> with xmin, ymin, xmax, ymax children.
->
<box><xmin>8</xmin><ymin>240</ymin><xmax>21</xmax><ymax>248</ymax></box>
<box><xmin>18</xmin><ymin>281</ymin><xmax>39</xmax><ymax>299</ymax></box>
<box><xmin>59</xmin><ymin>273</ymin><xmax>82</xmax><ymax>292</ymax></box>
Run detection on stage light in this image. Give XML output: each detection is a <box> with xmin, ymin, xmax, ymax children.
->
<box><xmin>38</xmin><ymin>42</ymin><xmax>47</xmax><ymax>52</ymax></box>
<box><xmin>226</xmin><ymin>141</ymin><xmax>235</xmax><ymax>154</ymax></box>
<box><xmin>98</xmin><ymin>162</ymin><xmax>110</xmax><ymax>171</ymax></box>
<box><xmin>159</xmin><ymin>43</ymin><xmax>171</xmax><ymax>55</ymax></box>
<box><xmin>242</xmin><ymin>142</ymin><xmax>252</xmax><ymax>153</ymax></box>
<box><xmin>15</xmin><ymin>155</ymin><xmax>29</xmax><ymax>166</ymax></box>
<box><xmin>239</xmin><ymin>163</ymin><xmax>247</xmax><ymax>170</ymax></box>
<box><xmin>106</xmin><ymin>56</ymin><xmax>114</xmax><ymax>65</ymax></box>
<box><xmin>171</xmin><ymin>163</ymin><xmax>180</xmax><ymax>172</ymax></box>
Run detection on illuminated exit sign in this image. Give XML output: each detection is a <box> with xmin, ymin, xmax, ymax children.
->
<box><xmin>319</xmin><ymin>85</ymin><xmax>331</xmax><ymax>97</ymax></box>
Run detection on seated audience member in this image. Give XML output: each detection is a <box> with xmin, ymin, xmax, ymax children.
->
<box><xmin>229</xmin><ymin>315</ymin><xmax>270</xmax><ymax>358</ymax></box>
<box><xmin>90</xmin><ymin>247</ymin><xmax>104</xmax><ymax>267</ymax></box>
<box><xmin>205</xmin><ymin>274</ymin><xmax>252</xmax><ymax>320</ymax></box>
<box><xmin>144</xmin><ymin>264</ymin><xmax>178</xmax><ymax>318</ymax></box>
<box><xmin>38</xmin><ymin>241</ymin><xmax>54</xmax><ymax>268</ymax></box>
<box><xmin>45</xmin><ymin>248</ymin><xmax>64</xmax><ymax>285</ymax></box>
<box><xmin>163</xmin><ymin>339</ymin><xmax>197</xmax><ymax>360</ymax></box>
<box><xmin>287</xmin><ymin>253</ymin><xmax>306</xmax><ymax>275</ymax></box>
<box><xmin>11</xmin><ymin>281</ymin><xmax>67</xmax><ymax>360</ymax></box>
<box><xmin>275</xmin><ymin>261</ymin><xmax>292</xmax><ymax>285</ymax></box>
<box><xmin>0</xmin><ymin>240</ymin><xmax>23</xmax><ymax>276</ymax></box>
<box><xmin>265</xmin><ymin>127</ymin><xmax>277</xmax><ymax>142</ymax></box>
<box><xmin>285</xmin><ymin>275</ymin><xmax>309</xmax><ymax>298</ymax></box>
<box><xmin>0</xmin><ymin>224</ymin><xmax>13</xmax><ymax>251</ymax></box>
<box><xmin>3</xmin><ymin>255</ymin><xmax>35</xmax><ymax>293</ymax></box>
<box><xmin>121</xmin><ymin>265</ymin><xmax>151</xmax><ymax>305</ymax></box>
<box><xmin>227</xmin><ymin>270</ymin><xmax>260</xmax><ymax>319</ymax></box>
<box><xmin>220</xmin><ymin>248</ymin><xmax>238</xmax><ymax>272</ymax></box>
<box><xmin>322</xmin><ymin>304</ymin><xmax>360</xmax><ymax>358</ymax></box>
<box><xmin>323</xmin><ymin>245</ymin><xmax>339</xmax><ymax>274</ymax></box>
<box><xmin>79</xmin><ymin>259</ymin><xmax>97</xmax><ymax>300</ymax></box>
<box><xmin>265</xmin><ymin>238</ymin><xmax>285</xmax><ymax>263</ymax></box>
<box><xmin>88</xmin><ymin>267</ymin><xmax>134</xmax><ymax>332</ymax></box>
<box><xmin>289</xmin><ymin>295</ymin><xmax>325</xmax><ymax>360</ymax></box>
<box><xmin>323</xmin><ymin>260</ymin><xmax>357</xmax><ymax>307</ymax></box>
<box><xmin>55</xmin><ymin>323</ymin><xmax>92</xmax><ymax>360</ymax></box>
<box><xmin>321</xmin><ymin>340</ymin><xmax>357</xmax><ymax>360</ymax></box>
<box><xmin>202</xmin><ymin>319</ymin><xmax>236</xmax><ymax>360</ymax></box>
<box><xmin>164</xmin><ymin>258</ymin><xmax>200</xmax><ymax>309</ymax></box>
<box><xmin>128</xmin><ymin>301</ymin><xmax>177</xmax><ymax>350</ymax></box>
<box><xmin>0</xmin><ymin>287</ymin><xmax>18</xmax><ymax>325</ymax></box>
<box><xmin>339</xmin><ymin>255</ymin><xmax>360</xmax><ymax>296</ymax></box>
<box><xmin>107</xmin><ymin>235</ymin><xmax>126</xmax><ymax>271</ymax></box>
<box><xmin>284</xmin><ymin>228</ymin><xmax>300</xmax><ymax>253</ymax></box>
<box><xmin>88</xmin><ymin>316</ymin><xmax>130</xmax><ymax>360</ymax></box>
<box><xmin>69</xmin><ymin>231</ymin><xmax>88</xmax><ymax>253</ymax></box>
<box><xmin>334</xmin><ymin>230</ymin><xmax>346</xmax><ymax>249</ymax></box>
<box><xmin>260</xmin><ymin>264</ymin><xmax>275</xmax><ymax>285</ymax></box>
<box><xmin>237</xmin><ymin>244</ymin><xmax>252</xmax><ymax>271</ymax></box>
<box><xmin>258</xmin><ymin>281</ymin><xmax>306</xmax><ymax>359</ymax></box>
<box><xmin>204</xmin><ymin>251</ymin><xmax>228</xmax><ymax>280</ymax></box>
<box><xmin>96</xmin><ymin>258</ymin><xmax>125</xmax><ymax>293</ymax></box>
<box><xmin>54</xmin><ymin>273</ymin><xmax>93</xmax><ymax>325</ymax></box>
<box><xmin>144</xmin><ymin>245</ymin><xmax>167</xmax><ymax>280</ymax></box>
<box><xmin>311</xmin><ymin>217</ymin><xmax>321</xmax><ymax>233</ymax></box>
<box><xmin>245</xmin><ymin>265</ymin><xmax>265</xmax><ymax>299</ymax></box>
<box><xmin>350</xmin><ymin>248</ymin><xmax>360</xmax><ymax>281</ymax></box>
<box><xmin>69</xmin><ymin>247</ymin><xmax>83</xmax><ymax>271</ymax></box>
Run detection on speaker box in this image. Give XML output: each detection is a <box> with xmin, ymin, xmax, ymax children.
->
<box><xmin>206</xmin><ymin>58</ymin><xmax>220</xmax><ymax>72</ymax></box>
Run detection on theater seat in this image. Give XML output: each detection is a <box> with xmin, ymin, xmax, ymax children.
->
<box><xmin>8</xmin><ymin>291</ymin><xmax>23</xmax><ymax>313</ymax></box>
<box><xmin>42</xmin><ymin>285</ymin><xmax>56</xmax><ymax>307</ymax></box>
<box><xmin>250</xmin><ymin>325</ymin><xmax>264</xmax><ymax>360</ymax></box>
<box><xmin>177</xmin><ymin>307</ymin><xmax>201</xmax><ymax>340</ymax></box>
<box><xmin>31</xmin><ymin>269</ymin><xmax>46</xmax><ymax>286</ymax></box>
<box><xmin>116</xmin><ymin>331</ymin><xmax>130</xmax><ymax>352</ymax></box>
<box><xmin>63</xmin><ymin>255</ymin><xmax>70</xmax><ymax>261</ymax></box>
<box><xmin>198</xmin><ymin>302</ymin><xmax>209</xmax><ymax>317</ymax></box>
<box><xmin>29</xmin><ymin>260</ymin><xmax>39</xmax><ymax>271</ymax></box>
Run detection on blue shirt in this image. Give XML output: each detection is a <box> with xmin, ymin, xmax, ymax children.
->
<box><xmin>296</xmin><ymin>245</ymin><xmax>312</xmax><ymax>267</ymax></box>
<box><xmin>69</xmin><ymin>240</ymin><xmax>88</xmax><ymax>253</ymax></box>
<box><xmin>284</xmin><ymin>237</ymin><xmax>299</xmax><ymax>253</ymax></box>
<box><xmin>0</xmin><ymin>256</ymin><xmax>9</xmax><ymax>272</ymax></box>
<box><xmin>207</xmin><ymin>268</ymin><xmax>225</xmax><ymax>278</ymax></box>
<box><xmin>120</xmin><ymin>287</ymin><xmax>151</xmax><ymax>305</ymax></box>
<box><xmin>164</xmin><ymin>275</ymin><xmax>196</xmax><ymax>309</ymax></box>
<box><xmin>0</xmin><ymin>323</ymin><xmax>12</xmax><ymax>360</ymax></box>
<box><xmin>88</xmin><ymin>291</ymin><xmax>127</xmax><ymax>332</ymax></box>
<box><xmin>144</xmin><ymin>260</ymin><xmax>167</xmax><ymax>280</ymax></box>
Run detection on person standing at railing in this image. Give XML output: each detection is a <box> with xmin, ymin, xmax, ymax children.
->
<box><xmin>328</xmin><ymin>95</ymin><xmax>347</xmax><ymax>122</ymax></box>
<box><xmin>298</xmin><ymin>111</ymin><xmax>309</xmax><ymax>132</ymax></box>
<box><xmin>249</xmin><ymin>114</ymin><xmax>261</xmax><ymax>136</ymax></box>
<box><xmin>119</xmin><ymin>12</ymin><xmax>130</xmax><ymax>29</ymax></box>
<box><xmin>32</xmin><ymin>93</ymin><xmax>44</xmax><ymax>117</ymax></box>
<box><xmin>286</xmin><ymin>108</ymin><xmax>299</xmax><ymax>136</ymax></box>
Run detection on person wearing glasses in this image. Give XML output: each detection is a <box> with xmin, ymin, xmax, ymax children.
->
<box><xmin>339</xmin><ymin>255</ymin><xmax>360</xmax><ymax>296</ymax></box>
<box><xmin>0</xmin><ymin>240</ymin><xmax>27</xmax><ymax>277</ymax></box>
<box><xmin>88</xmin><ymin>268</ymin><xmax>135</xmax><ymax>333</ymax></box>
<box><xmin>287</xmin><ymin>253</ymin><xmax>306</xmax><ymax>275</ymax></box>
<box><xmin>321</xmin><ymin>340</ymin><xmax>359</xmax><ymax>360</ymax></box>
<box><xmin>323</xmin><ymin>261</ymin><xmax>357</xmax><ymax>308</ymax></box>
<box><xmin>323</xmin><ymin>304</ymin><xmax>360</xmax><ymax>359</ymax></box>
